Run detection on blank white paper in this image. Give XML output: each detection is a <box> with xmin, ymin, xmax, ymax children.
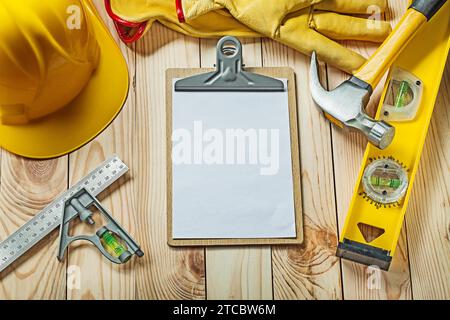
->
<box><xmin>171</xmin><ymin>79</ymin><xmax>296</xmax><ymax>239</ymax></box>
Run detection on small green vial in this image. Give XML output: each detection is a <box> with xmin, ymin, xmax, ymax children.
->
<box><xmin>370</xmin><ymin>175</ymin><xmax>401</xmax><ymax>189</ymax></box>
<box><xmin>394</xmin><ymin>81</ymin><xmax>410</xmax><ymax>108</ymax></box>
<box><xmin>100</xmin><ymin>229</ymin><xmax>126</xmax><ymax>257</ymax></box>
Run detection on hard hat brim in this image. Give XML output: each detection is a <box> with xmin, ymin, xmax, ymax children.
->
<box><xmin>0</xmin><ymin>1</ymin><xmax>129</xmax><ymax>159</ymax></box>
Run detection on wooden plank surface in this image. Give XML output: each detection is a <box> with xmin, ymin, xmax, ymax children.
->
<box><xmin>0</xmin><ymin>0</ymin><xmax>448</xmax><ymax>300</ymax></box>
<box><xmin>0</xmin><ymin>155</ymin><xmax>67</xmax><ymax>299</ymax></box>
<box><xmin>66</xmin><ymin>0</ymin><xmax>138</xmax><ymax>300</ymax></box>
<box><xmin>200</xmin><ymin>39</ymin><xmax>273</xmax><ymax>300</ymax></box>
<box><xmin>134</xmin><ymin>25</ymin><xmax>205</xmax><ymax>300</ymax></box>
<box><xmin>263</xmin><ymin>41</ymin><xmax>343</xmax><ymax>300</ymax></box>
<box><xmin>407</xmin><ymin>57</ymin><xmax>450</xmax><ymax>299</ymax></box>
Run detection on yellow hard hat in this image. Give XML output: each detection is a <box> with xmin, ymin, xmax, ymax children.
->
<box><xmin>0</xmin><ymin>0</ymin><xmax>129</xmax><ymax>159</ymax></box>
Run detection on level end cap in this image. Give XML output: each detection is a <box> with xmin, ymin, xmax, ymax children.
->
<box><xmin>119</xmin><ymin>251</ymin><xmax>133</xmax><ymax>263</ymax></box>
<box><xmin>336</xmin><ymin>239</ymin><xmax>392</xmax><ymax>271</ymax></box>
<box><xmin>135</xmin><ymin>249</ymin><xmax>144</xmax><ymax>257</ymax></box>
<box><xmin>96</xmin><ymin>226</ymin><xmax>108</xmax><ymax>238</ymax></box>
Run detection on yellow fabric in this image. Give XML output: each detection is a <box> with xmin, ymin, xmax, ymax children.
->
<box><xmin>182</xmin><ymin>0</ymin><xmax>392</xmax><ymax>73</ymax></box>
<box><xmin>110</xmin><ymin>0</ymin><xmax>258</xmax><ymax>38</ymax></box>
<box><xmin>0</xmin><ymin>0</ymin><xmax>129</xmax><ymax>159</ymax></box>
<box><xmin>110</xmin><ymin>0</ymin><xmax>391</xmax><ymax>73</ymax></box>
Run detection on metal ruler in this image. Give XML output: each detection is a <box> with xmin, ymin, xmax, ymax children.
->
<box><xmin>0</xmin><ymin>155</ymin><xmax>128</xmax><ymax>273</ymax></box>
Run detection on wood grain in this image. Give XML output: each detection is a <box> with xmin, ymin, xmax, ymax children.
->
<box><xmin>331</xmin><ymin>0</ymin><xmax>412</xmax><ymax>300</ymax></box>
<box><xmin>0</xmin><ymin>0</ymin><xmax>448</xmax><ymax>300</ymax></box>
<box><xmin>407</xmin><ymin>56</ymin><xmax>450</xmax><ymax>299</ymax></box>
<box><xmin>200</xmin><ymin>38</ymin><xmax>273</xmax><ymax>300</ymax></box>
<box><xmin>263</xmin><ymin>40</ymin><xmax>342</xmax><ymax>300</ymax></box>
<box><xmin>206</xmin><ymin>246</ymin><xmax>273</xmax><ymax>300</ymax></box>
<box><xmin>66</xmin><ymin>0</ymin><xmax>139</xmax><ymax>300</ymax></box>
<box><xmin>134</xmin><ymin>24</ymin><xmax>205</xmax><ymax>300</ymax></box>
<box><xmin>0</xmin><ymin>155</ymin><xmax>67</xmax><ymax>299</ymax></box>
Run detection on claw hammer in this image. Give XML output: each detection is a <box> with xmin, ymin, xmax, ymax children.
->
<box><xmin>310</xmin><ymin>0</ymin><xmax>447</xmax><ymax>149</ymax></box>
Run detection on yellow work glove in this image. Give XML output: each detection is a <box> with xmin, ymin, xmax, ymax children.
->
<box><xmin>180</xmin><ymin>0</ymin><xmax>392</xmax><ymax>73</ymax></box>
<box><xmin>106</xmin><ymin>0</ymin><xmax>258</xmax><ymax>43</ymax></box>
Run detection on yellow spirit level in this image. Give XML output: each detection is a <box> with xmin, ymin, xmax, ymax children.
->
<box><xmin>337</xmin><ymin>2</ymin><xmax>450</xmax><ymax>271</ymax></box>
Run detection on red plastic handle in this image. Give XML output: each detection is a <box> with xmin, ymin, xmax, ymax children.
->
<box><xmin>104</xmin><ymin>0</ymin><xmax>148</xmax><ymax>43</ymax></box>
<box><xmin>176</xmin><ymin>0</ymin><xmax>185</xmax><ymax>23</ymax></box>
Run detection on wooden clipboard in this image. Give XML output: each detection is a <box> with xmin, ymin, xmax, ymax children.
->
<box><xmin>166</xmin><ymin>66</ymin><xmax>303</xmax><ymax>247</ymax></box>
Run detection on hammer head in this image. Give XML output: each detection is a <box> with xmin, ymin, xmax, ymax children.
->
<box><xmin>309</xmin><ymin>52</ymin><xmax>395</xmax><ymax>150</ymax></box>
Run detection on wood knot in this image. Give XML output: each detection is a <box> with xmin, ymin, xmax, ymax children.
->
<box><xmin>23</xmin><ymin>159</ymin><xmax>59</xmax><ymax>184</ymax></box>
<box><xmin>184</xmin><ymin>250</ymin><xmax>205</xmax><ymax>279</ymax></box>
<box><xmin>287</xmin><ymin>225</ymin><xmax>338</xmax><ymax>267</ymax></box>
<box><xmin>170</xmin><ymin>250</ymin><xmax>205</xmax><ymax>299</ymax></box>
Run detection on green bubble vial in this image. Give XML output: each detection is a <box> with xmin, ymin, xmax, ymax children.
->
<box><xmin>362</xmin><ymin>159</ymin><xmax>409</xmax><ymax>204</ymax></box>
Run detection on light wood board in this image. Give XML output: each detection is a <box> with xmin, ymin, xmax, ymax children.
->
<box><xmin>0</xmin><ymin>0</ymin><xmax>448</xmax><ymax>300</ymax></box>
<box><xmin>201</xmin><ymin>39</ymin><xmax>273</xmax><ymax>300</ymax></box>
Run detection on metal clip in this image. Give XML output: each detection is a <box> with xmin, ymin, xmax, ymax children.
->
<box><xmin>175</xmin><ymin>36</ymin><xmax>284</xmax><ymax>92</ymax></box>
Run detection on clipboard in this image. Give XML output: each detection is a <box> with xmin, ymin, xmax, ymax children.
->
<box><xmin>166</xmin><ymin>37</ymin><xmax>303</xmax><ymax>247</ymax></box>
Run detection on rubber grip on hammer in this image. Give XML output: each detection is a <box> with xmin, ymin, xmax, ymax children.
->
<box><xmin>410</xmin><ymin>0</ymin><xmax>447</xmax><ymax>20</ymax></box>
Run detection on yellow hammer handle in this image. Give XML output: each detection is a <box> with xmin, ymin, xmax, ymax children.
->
<box><xmin>354</xmin><ymin>9</ymin><xmax>427</xmax><ymax>88</ymax></box>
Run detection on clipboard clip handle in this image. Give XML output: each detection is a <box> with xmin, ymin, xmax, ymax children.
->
<box><xmin>175</xmin><ymin>36</ymin><xmax>285</xmax><ymax>92</ymax></box>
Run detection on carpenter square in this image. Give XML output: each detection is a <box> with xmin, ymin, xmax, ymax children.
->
<box><xmin>0</xmin><ymin>155</ymin><xmax>141</xmax><ymax>273</ymax></box>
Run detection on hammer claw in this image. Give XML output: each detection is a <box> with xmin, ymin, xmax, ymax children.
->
<box><xmin>309</xmin><ymin>52</ymin><xmax>327</xmax><ymax>98</ymax></box>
